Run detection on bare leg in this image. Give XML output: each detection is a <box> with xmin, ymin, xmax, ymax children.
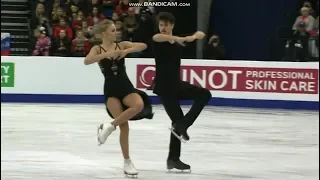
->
<box><xmin>109</xmin><ymin>94</ymin><xmax>143</xmax><ymax>175</ymax></box>
<box><xmin>107</xmin><ymin>98</ymin><xmax>129</xmax><ymax>159</ymax></box>
<box><xmin>111</xmin><ymin>93</ymin><xmax>144</xmax><ymax>126</ymax></box>
<box><xmin>119</xmin><ymin>122</ymin><xmax>129</xmax><ymax>159</ymax></box>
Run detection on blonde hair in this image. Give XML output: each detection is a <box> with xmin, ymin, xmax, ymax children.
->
<box><xmin>93</xmin><ymin>19</ymin><xmax>114</xmax><ymax>35</ymax></box>
<box><xmin>36</xmin><ymin>3</ymin><xmax>44</xmax><ymax>20</ymax></box>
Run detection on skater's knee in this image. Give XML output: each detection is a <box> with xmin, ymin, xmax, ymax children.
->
<box><xmin>200</xmin><ymin>89</ymin><xmax>211</xmax><ymax>102</ymax></box>
<box><xmin>131</xmin><ymin>101</ymin><xmax>144</xmax><ymax>113</ymax></box>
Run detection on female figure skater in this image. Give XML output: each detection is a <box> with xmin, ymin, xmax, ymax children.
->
<box><xmin>84</xmin><ymin>19</ymin><xmax>153</xmax><ymax>176</ymax></box>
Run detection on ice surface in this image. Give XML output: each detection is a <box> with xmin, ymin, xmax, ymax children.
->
<box><xmin>1</xmin><ymin>103</ymin><xmax>319</xmax><ymax>180</ymax></box>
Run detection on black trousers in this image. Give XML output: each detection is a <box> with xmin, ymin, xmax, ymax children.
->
<box><xmin>158</xmin><ymin>81</ymin><xmax>211</xmax><ymax>161</ymax></box>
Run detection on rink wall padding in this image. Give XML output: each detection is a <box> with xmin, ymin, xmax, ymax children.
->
<box><xmin>1</xmin><ymin>94</ymin><xmax>318</xmax><ymax>110</ymax></box>
<box><xmin>1</xmin><ymin>56</ymin><xmax>319</xmax><ymax>111</ymax></box>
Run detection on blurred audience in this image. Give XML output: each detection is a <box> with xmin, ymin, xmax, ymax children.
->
<box><xmin>52</xmin><ymin>7</ymin><xmax>68</xmax><ymax>26</ymax></box>
<box><xmin>116</xmin><ymin>0</ymin><xmax>130</xmax><ymax>17</ymax></box>
<box><xmin>30</xmin><ymin>3</ymin><xmax>49</xmax><ymax>30</ymax></box>
<box><xmin>72</xmin><ymin>29</ymin><xmax>91</xmax><ymax>57</ymax></box>
<box><xmin>204</xmin><ymin>35</ymin><xmax>225</xmax><ymax>60</ymax></box>
<box><xmin>26</xmin><ymin>0</ymin><xmax>320</xmax><ymax>61</ymax></box>
<box><xmin>32</xmin><ymin>28</ymin><xmax>51</xmax><ymax>56</ymax></box>
<box><xmin>52</xmin><ymin>29</ymin><xmax>72</xmax><ymax>56</ymax></box>
<box><xmin>134</xmin><ymin>0</ymin><xmax>154</xmax><ymax>14</ymax></box>
<box><xmin>293</xmin><ymin>7</ymin><xmax>315</xmax><ymax>32</ymax></box>
<box><xmin>285</xmin><ymin>22</ymin><xmax>310</xmax><ymax>61</ymax></box>
<box><xmin>53</xmin><ymin>18</ymin><xmax>73</xmax><ymax>39</ymax></box>
<box><xmin>115</xmin><ymin>20</ymin><xmax>124</xmax><ymax>41</ymax></box>
<box><xmin>88</xmin><ymin>7</ymin><xmax>106</xmax><ymax>26</ymax></box>
<box><xmin>72</xmin><ymin>11</ymin><xmax>86</xmax><ymax>29</ymax></box>
<box><xmin>81</xmin><ymin>21</ymin><xmax>94</xmax><ymax>38</ymax></box>
<box><xmin>286</xmin><ymin>1</ymin><xmax>319</xmax><ymax>61</ymax></box>
<box><xmin>302</xmin><ymin>1</ymin><xmax>317</xmax><ymax>18</ymax></box>
<box><xmin>123</xmin><ymin>7</ymin><xmax>138</xmax><ymax>41</ymax></box>
<box><xmin>28</xmin><ymin>0</ymin><xmax>155</xmax><ymax>57</ymax></box>
<box><xmin>112</xmin><ymin>12</ymin><xmax>120</xmax><ymax>22</ymax></box>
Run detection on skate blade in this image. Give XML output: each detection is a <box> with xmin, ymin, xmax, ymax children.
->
<box><xmin>167</xmin><ymin>168</ymin><xmax>191</xmax><ymax>173</ymax></box>
<box><xmin>168</xmin><ymin>127</ymin><xmax>188</xmax><ymax>143</ymax></box>
<box><xmin>124</xmin><ymin>171</ymin><xmax>138</xmax><ymax>178</ymax></box>
<box><xmin>97</xmin><ymin>126</ymin><xmax>103</xmax><ymax>146</ymax></box>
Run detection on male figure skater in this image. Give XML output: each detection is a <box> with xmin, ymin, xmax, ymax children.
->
<box><xmin>152</xmin><ymin>12</ymin><xmax>211</xmax><ymax>170</ymax></box>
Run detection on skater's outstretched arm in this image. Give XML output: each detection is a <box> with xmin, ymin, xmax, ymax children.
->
<box><xmin>153</xmin><ymin>34</ymin><xmax>188</xmax><ymax>46</ymax></box>
<box><xmin>192</xmin><ymin>31</ymin><xmax>205</xmax><ymax>40</ymax></box>
<box><xmin>120</xmin><ymin>41</ymin><xmax>147</xmax><ymax>54</ymax></box>
<box><xmin>152</xmin><ymin>34</ymin><xmax>185</xmax><ymax>42</ymax></box>
<box><xmin>183</xmin><ymin>31</ymin><xmax>206</xmax><ymax>43</ymax></box>
<box><xmin>153</xmin><ymin>32</ymin><xmax>205</xmax><ymax>46</ymax></box>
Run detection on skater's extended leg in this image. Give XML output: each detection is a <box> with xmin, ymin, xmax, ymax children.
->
<box><xmin>159</xmin><ymin>96</ymin><xmax>184</xmax><ymax>160</ymax></box>
<box><xmin>107</xmin><ymin>100</ymin><xmax>130</xmax><ymax>159</ymax></box>
<box><xmin>179</xmin><ymin>81</ymin><xmax>211</xmax><ymax>127</ymax></box>
<box><xmin>107</xmin><ymin>96</ymin><xmax>139</xmax><ymax>175</ymax></box>
<box><xmin>119</xmin><ymin>122</ymin><xmax>130</xmax><ymax>159</ymax></box>
<box><xmin>160</xmin><ymin>97</ymin><xmax>190</xmax><ymax>170</ymax></box>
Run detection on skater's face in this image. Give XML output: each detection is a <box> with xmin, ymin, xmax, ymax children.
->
<box><xmin>158</xmin><ymin>20</ymin><xmax>174</xmax><ymax>35</ymax></box>
<box><xmin>102</xmin><ymin>23</ymin><xmax>117</xmax><ymax>42</ymax></box>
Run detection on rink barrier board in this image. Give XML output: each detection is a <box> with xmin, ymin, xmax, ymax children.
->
<box><xmin>1</xmin><ymin>94</ymin><xmax>318</xmax><ymax>110</ymax></box>
<box><xmin>1</xmin><ymin>56</ymin><xmax>319</xmax><ymax>110</ymax></box>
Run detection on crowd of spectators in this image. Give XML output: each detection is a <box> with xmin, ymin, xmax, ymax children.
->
<box><xmin>284</xmin><ymin>0</ymin><xmax>319</xmax><ymax>61</ymax></box>
<box><xmin>29</xmin><ymin>0</ymin><xmax>155</xmax><ymax>57</ymax></box>
<box><xmin>204</xmin><ymin>0</ymin><xmax>319</xmax><ymax>61</ymax></box>
<box><xmin>28</xmin><ymin>0</ymin><xmax>318</xmax><ymax>61</ymax></box>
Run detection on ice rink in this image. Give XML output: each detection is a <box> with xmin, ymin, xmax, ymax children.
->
<box><xmin>1</xmin><ymin>103</ymin><xmax>319</xmax><ymax>180</ymax></box>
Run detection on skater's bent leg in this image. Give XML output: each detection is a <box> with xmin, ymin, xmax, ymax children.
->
<box><xmin>179</xmin><ymin>82</ymin><xmax>211</xmax><ymax>127</ymax></box>
<box><xmin>107</xmin><ymin>98</ymin><xmax>130</xmax><ymax>159</ymax></box>
<box><xmin>160</xmin><ymin>96</ymin><xmax>184</xmax><ymax>125</ymax></box>
<box><xmin>159</xmin><ymin>96</ymin><xmax>184</xmax><ymax>160</ymax></box>
<box><xmin>111</xmin><ymin>93</ymin><xmax>144</xmax><ymax>126</ymax></box>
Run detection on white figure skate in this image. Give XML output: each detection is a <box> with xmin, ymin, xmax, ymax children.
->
<box><xmin>124</xmin><ymin>159</ymin><xmax>138</xmax><ymax>178</ymax></box>
<box><xmin>97</xmin><ymin>123</ymin><xmax>116</xmax><ymax>146</ymax></box>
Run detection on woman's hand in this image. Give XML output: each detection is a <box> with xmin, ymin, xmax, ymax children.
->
<box><xmin>117</xmin><ymin>50</ymin><xmax>129</xmax><ymax>60</ymax></box>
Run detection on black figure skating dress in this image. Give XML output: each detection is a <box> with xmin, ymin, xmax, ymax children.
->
<box><xmin>98</xmin><ymin>44</ymin><xmax>153</xmax><ymax>120</ymax></box>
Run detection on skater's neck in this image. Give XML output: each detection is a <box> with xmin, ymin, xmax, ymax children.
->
<box><xmin>101</xmin><ymin>39</ymin><xmax>114</xmax><ymax>48</ymax></box>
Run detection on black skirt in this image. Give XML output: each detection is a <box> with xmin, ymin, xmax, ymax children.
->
<box><xmin>106</xmin><ymin>89</ymin><xmax>154</xmax><ymax>121</ymax></box>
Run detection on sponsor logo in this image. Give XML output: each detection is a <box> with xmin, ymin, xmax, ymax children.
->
<box><xmin>1</xmin><ymin>62</ymin><xmax>15</xmax><ymax>87</ymax></box>
<box><xmin>136</xmin><ymin>64</ymin><xmax>319</xmax><ymax>94</ymax></box>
